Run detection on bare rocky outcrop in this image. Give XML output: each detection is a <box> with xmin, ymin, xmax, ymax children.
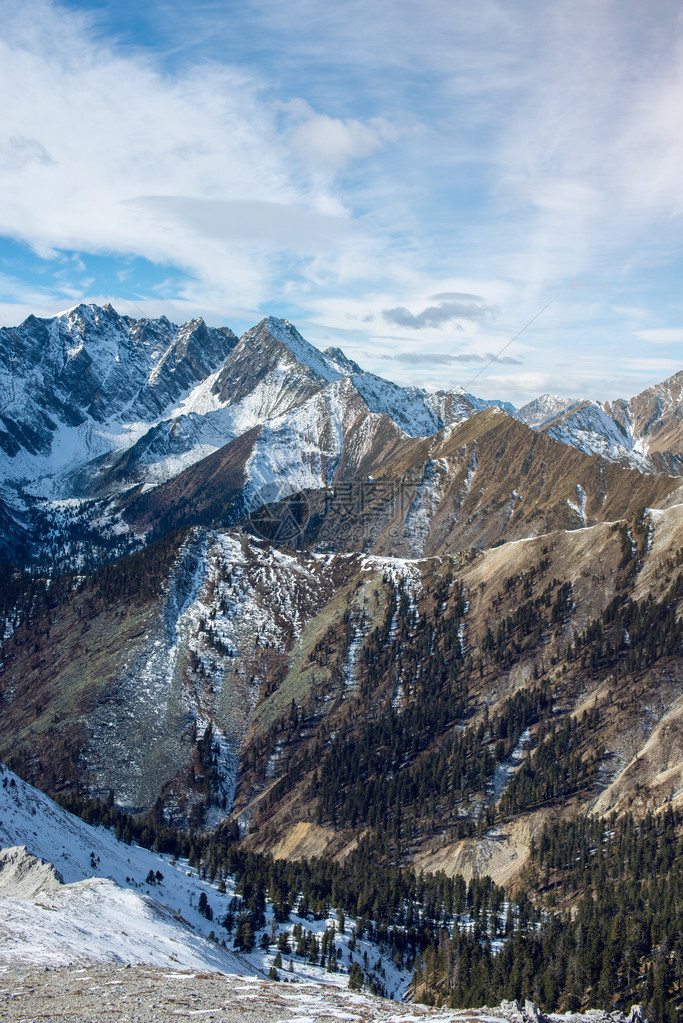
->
<box><xmin>0</xmin><ymin>966</ymin><xmax>650</xmax><ymax>1023</ymax></box>
<box><xmin>0</xmin><ymin>845</ymin><xmax>64</xmax><ymax>898</ymax></box>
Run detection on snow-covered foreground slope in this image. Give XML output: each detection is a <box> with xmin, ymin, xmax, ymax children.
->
<box><xmin>0</xmin><ymin>866</ymin><xmax>251</xmax><ymax>973</ymax></box>
<box><xmin>0</xmin><ymin>772</ymin><xmax>643</xmax><ymax>1021</ymax></box>
<box><xmin>0</xmin><ymin>765</ymin><xmax>412</xmax><ymax>996</ymax></box>
<box><xmin>0</xmin><ymin>764</ymin><xmax>253</xmax><ymax>973</ymax></box>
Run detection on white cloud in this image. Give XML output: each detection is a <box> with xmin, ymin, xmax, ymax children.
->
<box><xmin>122</xmin><ymin>197</ymin><xmax>358</xmax><ymax>252</ymax></box>
<box><xmin>0</xmin><ymin>136</ymin><xmax>55</xmax><ymax>171</ymax></box>
<box><xmin>0</xmin><ymin>0</ymin><xmax>682</xmax><ymax>404</ymax></box>
<box><xmin>288</xmin><ymin>108</ymin><xmax>395</xmax><ymax>170</ymax></box>
<box><xmin>635</xmin><ymin>328</ymin><xmax>683</xmax><ymax>345</ymax></box>
<box><xmin>382</xmin><ymin>298</ymin><xmax>495</xmax><ymax>329</ymax></box>
<box><xmin>0</xmin><ymin>0</ymin><xmax>391</xmax><ymax>310</ymax></box>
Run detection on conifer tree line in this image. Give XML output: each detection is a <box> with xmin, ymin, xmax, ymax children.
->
<box><xmin>256</xmin><ymin>564</ymin><xmax>607</xmax><ymax>842</ymax></box>
<box><xmin>52</xmin><ymin>786</ymin><xmax>511</xmax><ymax>980</ymax></box>
<box><xmin>239</xmin><ymin>556</ymin><xmax>682</xmax><ymax>850</ymax></box>
<box><xmin>0</xmin><ymin>527</ymin><xmax>189</xmax><ymax>641</ymax></box>
<box><xmin>414</xmin><ymin>807</ymin><xmax>683</xmax><ymax>1022</ymax></box>
<box><xmin>564</xmin><ymin>575</ymin><xmax>683</xmax><ymax>677</ymax></box>
<box><xmin>53</xmin><ymin>784</ymin><xmax>683</xmax><ymax>1018</ymax></box>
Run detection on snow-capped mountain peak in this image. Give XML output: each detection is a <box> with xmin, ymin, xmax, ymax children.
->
<box><xmin>247</xmin><ymin>317</ymin><xmax>344</xmax><ymax>383</ymax></box>
<box><xmin>0</xmin><ymin>305</ymin><xmax>237</xmax><ymax>487</ymax></box>
<box><xmin>1</xmin><ymin>302</ymin><xmax>682</xmax><ymax>520</ymax></box>
<box><xmin>322</xmin><ymin>345</ymin><xmax>363</xmax><ymax>376</ymax></box>
<box><xmin>514</xmin><ymin>393</ymin><xmax>582</xmax><ymax>429</ymax></box>
<box><xmin>448</xmin><ymin>383</ymin><xmax>516</xmax><ymax>415</ymax></box>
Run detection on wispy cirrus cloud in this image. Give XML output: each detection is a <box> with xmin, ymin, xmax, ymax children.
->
<box><xmin>392</xmin><ymin>350</ymin><xmax>521</xmax><ymax>366</ymax></box>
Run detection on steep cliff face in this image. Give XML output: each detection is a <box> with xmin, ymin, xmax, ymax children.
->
<box><xmin>0</xmin><ymin>529</ymin><xmax>354</xmax><ymax>828</ymax></box>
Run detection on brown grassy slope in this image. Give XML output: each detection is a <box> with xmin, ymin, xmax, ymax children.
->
<box><xmin>124</xmin><ymin>426</ymin><xmax>259</xmax><ymax>534</ymax></box>
<box><xmin>0</xmin><ymin>589</ymin><xmax>161</xmax><ymax>797</ymax></box>
<box><xmin>234</xmin><ymin>504</ymin><xmax>683</xmax><ymax>881</ymax></box>
<box><xmin>298</xmin><ymin>409</ymin><xmax>678</xmax><ymax>556</ymax></box>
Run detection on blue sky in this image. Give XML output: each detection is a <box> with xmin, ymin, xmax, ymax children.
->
<box><xmin>1</xmin><ymin>0</ymin><xmax>683</xmax><ymax>404</ymax></box>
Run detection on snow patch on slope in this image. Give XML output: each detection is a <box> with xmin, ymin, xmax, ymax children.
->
<box><xmin>567</xmin><ymin>484</ymin><xmax>587</xmax><ymax>527</ymax></box>
<box><xmin>402</xmin><ymin>458</ymin><xmax>451</xmax><ymax>555</ymax></box>
<box><xmin>543</xmin><ymin>402</ymin><xmax>654</xmax><ymax>472</ymax></box>
<box><xmin>243</xmin><ymin>379</ymin><xmax>368</xmax><ymax>508</ymax></box>
<box><xmin>84</xmin><ymin>531</ymin><xmax>337</xmax><ymax>825</ymax></box>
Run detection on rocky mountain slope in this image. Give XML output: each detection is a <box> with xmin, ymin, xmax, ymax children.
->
<box><xmin>290</xmin><ymin>408</ymin><xmax>680</xmax><ymax>556</ymax></box>
<box><xmin>0</xmin><ymin>304</ymin><xmax>237</xmax><ymax>490</ymax></box>
<box><xmin>2</xmin><ymin>303</ymin><xmax>680</xmax><ymax>522</ymax></box>
<box><xmin>118</xmin><ymin>398</ymin><xmax>679</xmax><ymax>555</ymax></box>
<box><xmin>2</xmin><ymin>496</ymin><xmax>682</xmax><ymax>884</ymax></box>
<box><xmin>1</xmin><ymin>964</ymin><xmax>647</xmax><ymax>1023</ymax></box>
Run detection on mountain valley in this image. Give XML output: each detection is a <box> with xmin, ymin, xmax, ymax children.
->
<box><xmin>0</xmin><ymin>304</ymin><xmax>682</xmax><ymax>1018</ymax></box>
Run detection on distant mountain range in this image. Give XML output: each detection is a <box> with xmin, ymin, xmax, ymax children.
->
<box><xmin>0</xmin><ymin>303</ymin><xmax>681</xmax><ymax>567</ymax></box>
<box><xmin>2</xmin><ymin>303</ymin><xmax>680</xmax><ymax>503</ymax></box>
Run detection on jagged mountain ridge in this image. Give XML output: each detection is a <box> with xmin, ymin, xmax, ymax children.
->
<box><xmin>3</xmin><ymin>303</ymin><xmax>679</xmax><ymax>507</ymax></box>
<box><xmin>0</xmin><ymin>304</ymin><xmax>681</xmax><ymax>575</ymax></box>
<box><xmin>0</xmin><ymin>305</ymin><xmax>507</xmax><ymax>499</ymax></box>
<box><xmin>79</xmin><ymin>318</ymin><xmax>514</xmax><ymax>500</ymax></box>
<box><xmin>0</xmin><ymin>303</ymin><xmax>237</xmax><ymax>488</ymax></box>
<box><xmin>122</xmin><ymin>403</ymin><xmax>679</xmax><ymax>553</ymax></box>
